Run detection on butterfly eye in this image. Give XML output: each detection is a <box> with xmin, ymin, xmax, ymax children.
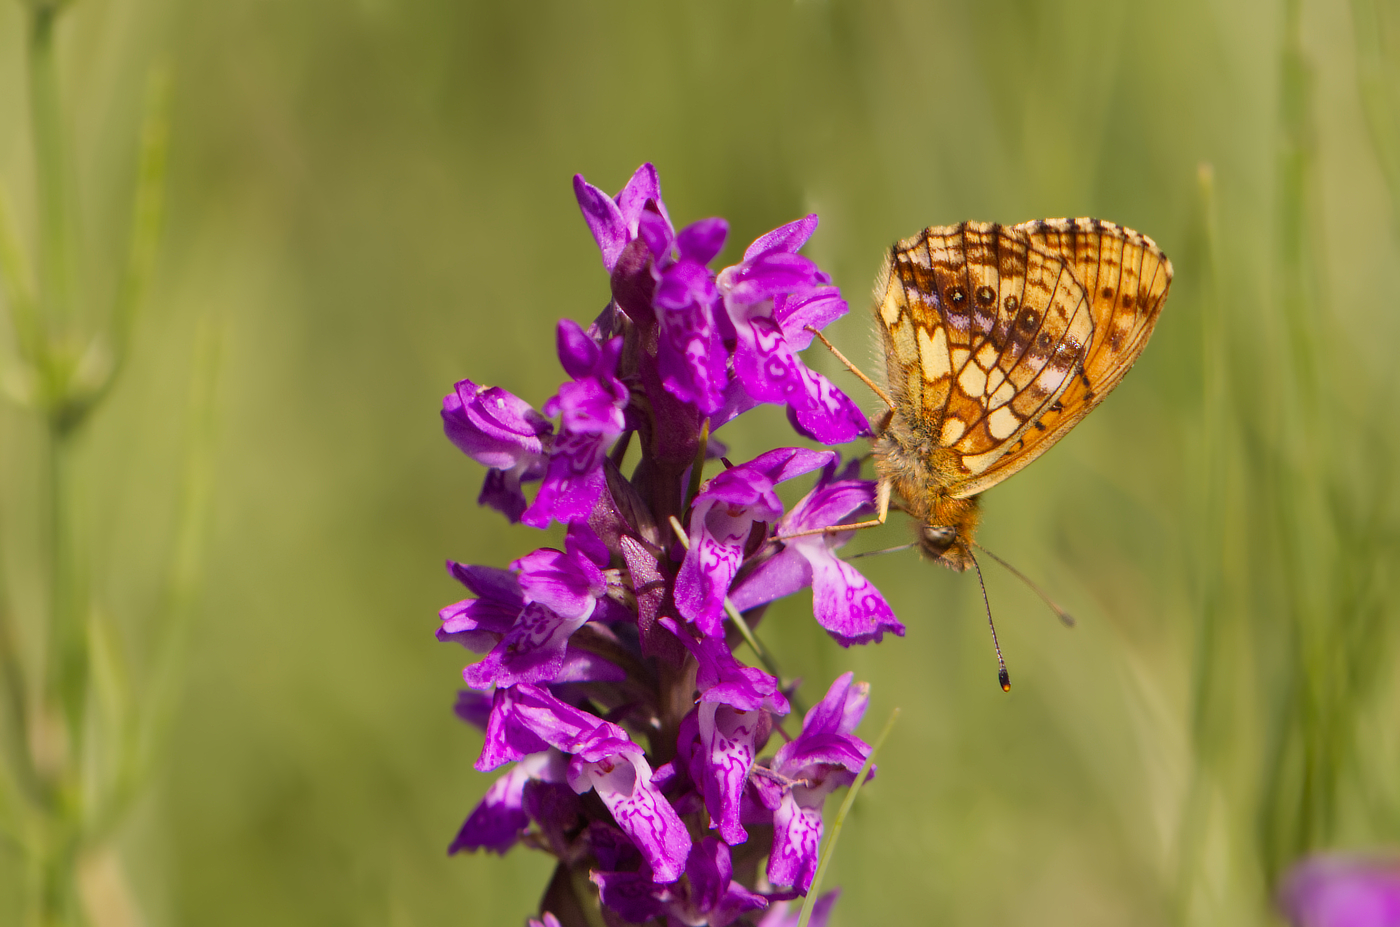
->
<box><xmin>975</xmin><ymin>285</ymin><xmax>997</xmax><ymax>306</ymax></box>
<box><xmin>921</xmin><ymin>525</ymin><xmax>957</xmax><ymax>553</ymax></box>
<box><xmin>945</xmin><ymin>285</ymin><xmax>967</xmax><ymax>306</ymax></box>
<box><xmin>1003</xmin><ymin>295</ymin><xmax>1019</xmax><ymax>313</ymax></box>
<box><xmin>1017</xmin><ymin>307</ymin><xmax>1041</xmax><ymax>332</ymax></box>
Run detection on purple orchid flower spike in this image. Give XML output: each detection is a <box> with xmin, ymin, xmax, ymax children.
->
<box><xmin>438</xmin><ymin>165</ymin><xmax>899</xmax><ymax>926</ymax></box>
<box><xmin>754</xmin><ymin>672</ymin><xmax>872</xmax><ymax>893</ymax></box>
<box><xmin>732</xmin><ymin>458</ymin><xmax>905</xmax><ymax>646</ymax></box>
<box><xmin>1279</xmin><ymin>853</ymin><xmax>1400</xmax><ymax>927</ymax></box>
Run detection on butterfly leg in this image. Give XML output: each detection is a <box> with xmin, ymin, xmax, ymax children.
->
<box><xmin>775</xmin><ymin>478</ymin><xmax>891</xmax><ymax>541</ymax></box>
<box><xmin>804</xmin><ymin>326</ymin><xmax>896</xmax><ymax>411</ymax></box>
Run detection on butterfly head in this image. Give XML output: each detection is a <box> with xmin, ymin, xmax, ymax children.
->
<box><xmin>914</xmin><ymin>494</ymin><xmax>981</xmax><ymax>571</ymax></box>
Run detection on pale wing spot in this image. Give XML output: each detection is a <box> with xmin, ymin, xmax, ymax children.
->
<box><xmin>940</xmin><ymin>417</ymin><xmax>967</xmax><ymax>444</ymax></box>
<box><xmin>950</xmin><ymin>347</ymin><xmax>971</xmax><ymax>371</ymax></box>
<box><xmin>880</xmin><ymin>290</ymin><xmax>902</xmax><ymax>326</ymax></box>
<box><xmin>989</xmin><ymin>378</ymin><xmax>1014</xmax><ymax>408</ymax></box>
<box><xmin>986</xmin><ymin>367</ymin><xmax>1006</xmax><ymax>394</ymax></box>
<box><xmin>891</xmin><ymin>318</ymin><xmax>918</xmax><ymax>365</ymax></box>
<box><xmin>988</xmin><ymin>405</ymin><xmax>1021</xmax><ymax>440</ymax></box>
<box><xmin>975</xmin><ymin>342</ymin><xmax>999</xmax><ymax>369</ymax></box>
<box><xmin>918</xmin><ymin>326</ymin><xmax>950</xmax><ymax>379</ymax></box>
<box><xmin>958</xmin><ymin>363</ymin><xmax>988</xmax><ymax>400</ymax></box>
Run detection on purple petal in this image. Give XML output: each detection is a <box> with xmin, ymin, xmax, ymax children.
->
<box><xmin>556</xmin><ymin>318</ymin><xmax>600</xmax><ymax>380</ymax></box>
<box><xmin>677</xmin><ymin>218</ymin><xmax>729</xmax><ymax>266</ymax></box>
<box><xmin>591</xmin><ymin>870</ymin><xmax>666</xmax><ymax>924</ymax></box>
<box><xmin>513</xmin><ymin>548</ymin><xmax>605</xmax><ymax>618</ymax></box>
<box><xmin>448</xmin><ymin>761</ymin><xmax>533</xmax><ymax>855</ymax></box>
<box><xmin>568</xmin><ymin>747</ymin><xmax>692</xmax><ymax>883</ymax></box>
<box><xmin>722</xmin><ymin>252</ymin><xmax>820</xmax><ymax>308</ymax></box>
<box><xmin>573</xmin><ymin>174</ymin><xmax>631</xmax><ymax>272</ymax></box>
<box><xmin>800</xmin><ymin>544</ymin><xmax>905</xmax><ymax>646</ymax></box>
<box><xmin>638</xmin><ymin>207</ymin><xmax>674</xmax><ymax>263</ymax></box>
<box><xmin>520</xmin><ymin>433</ymin><xmax>609</xmax><ymax>528</ymax></box>
<box><xmin>476</xmin><ymin>684</ymin><xmax>618</xmax><ymax>772</ymax></box>
<box><xmin>742</xmin><ymin>446</ymin><xmax>838</xmax><ymax>486</ymax></box>
<box><xmin>775</xmin><ymin>286</ymin><xmax>848</xmax><ymax>352</ymax></box>
<box><xmin>733</xmin><ymin>315</ymin><xmax>809</xmax><ymax>406</ymax></box>
<box><xmin>788</xmin><ymin>368</ymin><xmax>871</xmax><ymax>445</ymax></box>
<box><xmin>463</xmin><ymin>600</ymin><xmax>595</xmax><ymax>689</ymax></box>
<box><xmin>728</xmin><ymin>548</ymin><xmax>812</xmax><ymax>613</ymax></box>
<box><xmin>697</xmin><ymin>701</ymin><xmax>767</xmax><ymax>845</ymax></box>
<box><xmin>441</xmin><ymin>380</ymin><xmax>550</xmax><ymax>469</ymax></box>
<box><xmin>616</xmin><ymin>163</ymin><xmax>668</xmax><ymax>232</ymax></box>
<box><xmin>767</xmin><ymin>791</ymin><xmax>822</xmax><ymax>892</ymax></box>
<box><xmin>743</xmin><ymin>215</ymin><xmax>818</xmax><ymax>261</ymax></box>
<box><xmin>453</xmin><ymin>689</ymin><xmax>493</xmax><ymax>731</ymax></box>
<box><xmin>781</xmin><ymin>476</ymin><xmax>876</xmax><ymax>535</ymax></box>
<box><xmin>477</xmin><ymin>466</ymin><xmax>532</xmax><ymax>523</ymax></box>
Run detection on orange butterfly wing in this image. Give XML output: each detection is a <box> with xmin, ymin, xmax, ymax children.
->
<box><xmin>872</xmin><ymin>218</ymin><xmax>1172</xmax><ymax>500</ymax></box>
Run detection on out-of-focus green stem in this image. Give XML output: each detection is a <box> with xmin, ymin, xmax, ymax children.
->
<box><xmin>1351</xmin><ymin>0</ymin><xmax>1400</xmax><ymax>226</ymax></box>
<box><xmin>0</xmin><ymin>184</ymin><xmax>43</xmax><ymax>371</ymax></box>
<box><xmin>28</xmin><ymin>4</ymin><xmax>75</xmax><ymax>400</ymax></box>
<box><xmin>1175</xmin><ymin>163</ymin><xmax>1230</xmax><ymax>927</ymax></box>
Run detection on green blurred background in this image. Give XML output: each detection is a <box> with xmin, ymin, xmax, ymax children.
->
<box><xmin>1</xmin><ymin>0</ymin><xmax>1398</xmax><ymax>924</ymax></box>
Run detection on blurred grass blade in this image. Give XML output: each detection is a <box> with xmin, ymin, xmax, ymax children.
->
<box><xmin>90</xmin><ymin>313</ymin><xmax>220</xmax><ymax>841</ymax></box>
<box><xmin>797</xmin><ymin>707</ymin><xmax>898</xmax><ymax>927</ymax></box>
<box><xmin>1351</xmin><ymin>0</ymin><xmax>1400</xmax><ymax>226</ymax></box>
<box><xmin>72</xmin><ymin>64</ymin><xmax>173</xmax><ymax>417</ymax></box>
<box><xmin>0</xmin><ymin>182</ymin><xmax>41</xmax><ymax>381</ymax></box>
<box><xmin>109</xmin><ymin>66</ymin><xmax>171</xmax><ymax>385</ymax></box>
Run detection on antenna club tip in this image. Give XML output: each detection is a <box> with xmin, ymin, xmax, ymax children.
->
<box><xmin>998</xmin><ymin>668</ymin><xmax>1011</xmax><ymax>692</ymax></box>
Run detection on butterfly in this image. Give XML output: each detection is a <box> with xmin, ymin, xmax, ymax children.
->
<box><xmin>807</xmin><ymin>218</ymin><xmax>1172</xmax><ymax>572</ymax></box>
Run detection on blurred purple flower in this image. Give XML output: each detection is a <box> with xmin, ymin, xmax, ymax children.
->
<box><xmin>732</xmin><ymin>458</ymin><xmax>905</xmax><ymax>646</ymax></box>
<box><xmin>1279</xmin><ymin>853</ymin><xmax>1400</xmax><ymax>927</ymax></box>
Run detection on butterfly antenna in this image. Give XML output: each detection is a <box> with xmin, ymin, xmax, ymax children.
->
<box><xmin>845</xmin><ymin>542</ymin><xmax>916</xmax><ymax>560</ymax></box>
<box><xmin>964</xmin><ymin>546</ymin><xmax>1011</xmax><ymax>693</ymax></box>
<box><xmin>971</xmin><ymin>540</ymin><xmax>1075</xmax><ymax>628</ymax></box>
